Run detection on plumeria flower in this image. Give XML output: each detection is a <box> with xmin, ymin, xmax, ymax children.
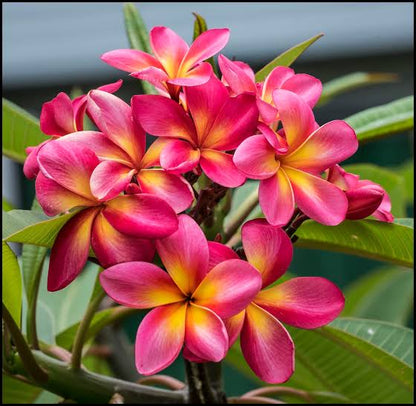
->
<box><xmin>23</xmin><ymin>80</ymin><xmax>122</xmax><ymax>180</ymax></box>
<box><xmin>61</xmin><ymin>90</ymin><xmax>194</xmax><ymax>213</ymax></box>
<box><xmin>99</xmin><ymin>215</ymin><xmax>262</xmax><ymax>375</ymax></box>
<box><xmin>234</xmin><ymin>90</ymin><xmax>358</xmax><ymax>226</ymax></box>
<box><xmin>132</xmin><ymin>76</ymin><xmax>259</xmax><ymax>187</ymax></box>
<box><xmin>101</xmin><ymin>26</ymin><xmax>229</xmax><ymax>98</ymax></box>
<box><xmin>327</xmin><ymin>165</ymin><xmax>394</xmax><ymax>222</ymax></box>
<box><xmin>186</xmin><ymin>219</ymin><xmax>344</xmax><ymax>383</ymax></box>
<box><xmin>36</xmin><ymin>141</ymin><xmax>179</xmax><ymax>291</ymax></box>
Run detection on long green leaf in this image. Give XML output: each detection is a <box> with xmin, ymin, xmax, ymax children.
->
<box><xmin>2</xmin><ymin>98</ymin><xmax>48</xmax><ymax>164</ymax></box>
<box><xmin>2</xmin><ymin>374</ymin><xmax>42</xmax><ymax>404</ymax></box>
<box><xmin>295</xmin><ymin>218</ymin><xmax>413</xmax><ymax>268</ymax></box>
<box><xmin>397</xmin><ymin>160</ymin><xmax>414</xmax><ymax>205</ymax></box>
<box><xmin>3</xmin><ymin>197</ymin><xmax>14</xmax><ymax>212</ymax></box>
<box><xmin>317</xmin><ymin>72</ymin><xmax>398</xmax><ymax>107</ymax></box>
<box><xmin>345</xmin><ymin>95</ymin><xmax>414</xmax><ymax>143</ymax></box>
<box><xmin>2</xmin><ymin>242</ymin><xmax>22</xmax><ymax>328</ymax></box>
<box><xmin>255</xmin><ymin>33</ymin><xmax>323</xmax><ymax>82</ymax></box>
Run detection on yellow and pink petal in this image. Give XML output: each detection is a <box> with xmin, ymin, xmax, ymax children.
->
<box><xmin>101</xmin><ymin>49</ymin><xmax>163</xmax><ymax>73</ymax></box>
<box><xmin>207</xmin><ymin>241</ymin><xmax>239</xmax><ymax>270</ymax></box>
<box><xmin>159</xmin><ymin>139</ymin><xmax>201</xmax><ymax>175</ymax></box>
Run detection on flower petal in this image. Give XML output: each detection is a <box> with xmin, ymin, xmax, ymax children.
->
<box><xmin>101</xmin><ymin>49</ymin><xmax>163</xmax><ymax>73</ymax></box>
<box><xmin>283</xmin><ymin>121</ymin><xmax>358</xmax><ymax>172</ymax></box>
<box><xmin>254</xmin><ymin>277</ymin><xmax>345</xmax><ymax>329</ymax></box>
<box><xmin>137</xmin><ymin>169</ymin><xmax>194</xmax><ymax>213</ymax></box>
<box><xmin>99</xmin><ymin>261</ymin><xmax>184</xmax><ymax>308</ymax></box>
<box><xmin>200</xmin><ymin>149</ymin><xmax>246</xmax><ymax>187</ymax></box>
<box><xmin>242</xmin><ymin>219</ymin><xmax>293</xmax><ymax>288</ymax></box>
<box><xmin>159</xmin><ymin>139</ymin><xmax>200</xmax><ymax>175</ymax></box>
<box><xmin>48</xmin><ymin>208</ymin><xmax>98</xmax><ymax>291</ymax></box>
<box><xmin>97</xmin><ymin>79</ymin><xmax>124</xmax><ymax>93</ymax></box>
<box><xmin>90</xmin><ymin>160</ymin><xmax>135</xmax><ymax>201</ymax></box>
<box><xmin>130</xmin><ymin>66</ymin><xmax>169</xmax><ymax>92</ymax></box>
<box><xmin>40</xmin><ymin>92</ymin><xmax>76</xmax><ymax>136</ymax></box>
<box><xmin>224</xmin><ymin>310</ymin><xmax>246</xmax><ymax>348</ymax></box>
<box><xmin>281</xmin><ymin>73</ymin><xmax>322</xmax><ymax>108</ymax></box>
<box><xmin>23</xmin><ymin>141</ymin><xmax>48</xmax><ymax>180</ymax></box>
<box><xmin>372</xmin><ymin>190</ymin><xmax>394</xmax><ymax>223</ymax></box>
<box><xmin>91</xmin><ymin>210</ymin><xmax>155</xmax><ymax>268</ymax></box>
<box><xmin>241</xmin><ymin>303</ymin><xmax>294</xmax><ymax>384</ymax></box>
<box><xmin>233</xmin><ymin>134</ymin><xmax>280</xmax><ymax>180</ymax></box>
<box><xmin>283</xmin><ymin>166</ymin><xmax>348</xmax><ymax>226</ymax></box>
<box><xmin>346</xmin><ymin>183</ymin><xmax>384</xmax><ymax>220</ymax></box>
<box><xmin>168</xmin><ymin>62</ymin><xmax>213</xmax><ymax>86</ymax></box>
<box><xmin>136</xmin><ymin>302</ymin><xmax>187</xmax><ymax>375</ymax></box>
<box><xmin>259</xmin><ymin>168</ymin><xmax>295</xmax><ymax>226</ymax></box>
<box><xmin>193</xmin><ymin>259</ymin><xmax>262</xmax><ymax>319</ymax></box>
<box><xmin>257</xmin><ymin>99</ymin><xmax>278</xmax><ymax>125</ymax></box>
<box><xmin>102</xmin><ymin>194</ymin><xmax>178</xmax><ymax>239</ymax></box>
<box><xmin>156</xmin><ymin>215</ymin><xmax>209</xmax><ymax>296</ymax></box>
<box><xmin>141</xmin><ymin>138</ymin><xmax>172</xmax><ymax>168</ymax></box>
<box><xmin>207</xmin><ymin>241</ymin><xmax>239</xmax><ymax>270</ymax></box>
<box><xmin>258</xmin><ymin>122</ymin><xmax>289</xmax><ymax>154</ymax></box>
<box><xmin>185</xmin><ymin>303</ymin><xmax>228</xmax><ymax>362</ymax></box>
<box><xmin>262</xmin><ymin>66</ymin><xmax>295</xmax><ymax>104</ymax></box>
<box><xmin>182</xmin><ymin>346</ymin><xmax>207</xmax><ymax>363</ymax></box>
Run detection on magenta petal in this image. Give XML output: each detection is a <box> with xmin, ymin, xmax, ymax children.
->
<box><xmin>48</xmin><ymin>208</ymin><xmax>98</xmax><ymax>291</ymax></box>
<box><xmin>97</xmin><ymin>79</ymin><xmax>123</xmax><ymax>93</ymax></box>
<box><xmin>218</xmin><ymin>54</ymin><xmax>256</xmax><ymax>95</ymax></box>
<box><xmin>101</xmin><ymin>49</ymin><xmax>163</xmax><ymax>73</ymax></box>
<box><xmin>372</xmin><ymin>191</ymin><xmax>394</xmax><ymax>223</ymax></box>
<box><xmin>255</xmin><ymin>277</ymin><xmax>345</xmax><ymax>329</ymax></box>
<box><xmin>262</xmin><ymin>66</ymin><xmax>295</xmax><ymax>103</ymax></box>
<box><xmin>257</xmin><ymin>99</ymin><xmax>279</xmax><ymax>125</ymax></box>
<box><xmin>207</xmin><ymin>241</ymin><xmax>239</xmax><ymax>270</ymax></box>
<box><xmin>346</xmin><ymin>183</ymin><xmax>384</xmax><ymax>220</ymax></box>
<box><xmin>131</xmin><ymin>66</ymin><xmax>170</xmax><ymax>92</ymax></box>
<box><xmin>281</xmin><ymin>73</ymin><xmax>322</xmax><ymax>108</ymax></box>
<box><xmin>258</xmin><ymin>122</ymin><xmax>289</xmax><ymax>154</ymax></box>
<box><xmin>102</xmin><ymin>194</ymin><xmax>178</xmax><ymax>239</ymax></box>
<box><xmin>91</xmin><ymin>211</ymin><xmax>155</xmax><ymax>268</ymax></box>
<box><xmin>159</xmin><ymin>139</ymin><xmax>200</xmax><ymax>175</ymax></box>
<box><xmin>23</xmin><ymin>141</ymin><xmax>48</xmax><ymax>179</ymax></box>
<box><xmin>182</xmin><ymin>346</ymin><xmax>208</xmax><ymax>363</ymax></box>
<box><xmin>40</xmin><ymin>92</ymin><xmax>76</xmax><ymax>136</ymax></box>
<box><xmin>136</xmin><ymin>303</ymin><xmax>187</xmax><ymax>375</ymax></box>
<box><xmin>168</xmin><ymin>62</ymin><xmax>213</xmax><ymax>86</ymax></box>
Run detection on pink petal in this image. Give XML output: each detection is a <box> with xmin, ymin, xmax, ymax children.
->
<box><xmin>181</xmin><ymin>28</ymin><xmax>230</xmax><ymax>73</ymax></box>
<box><xmin>90</xmin><ymin>160</ymin><xmax>135</xmax><ymax>201</ymax></box>
<box><xmin>71</xmin><ymin>95</ymin><xmax>87</xmax><ymax>132</ymax></box>
<box><xmin>97</xmin><ymin>79</ymin><xmax>123</xmax><ymax>93</ymax></box>
<box><xmin>150</xmin><ymin>26</ymin><xmax>189</xmax><ymax>77</ymax></box>
<box><xmin>283</xmin><ymin>121</ymin><xmax>358</xmax><ymax>173</ymax></box>
<box><xmin>182</xmin><ymin>346</ymin><xmax>207</xmax><ymax>363</ymax></box>
<box><xmin>40</xmin><ymin>92</ymin><xmax>76</xmax><ymax>136</ymax></box>
<box><xmin>372</xmin><ymin>191</ymin><xmax>394</xmax><ymax>223</ymax></box>
<box><xmin>327</xmin><ymin>164</ymin><xmax>360</xmax><ymax>190</ymax></box>
<box><xmin>23</xmin><ymin>141</ymin><xmax>48</xmax><ymax>179</ymax></box>
<box><xmin>281</xmin><ymin>73</ymin><xmax>322</xmax><ymax>108</ymax></box>
<box><xmin>259</xmin><ymin>168</ymin><xmax>295</xmax><ymax>226</ymax></box>
<box><xmin>185</xmin><ymin>303</ymin><xmax>228</xmax><ymax>362</ymax></box>
<box><xmin>262</xmin><ymin>67</ymin><xmax>295</xmax><ymax>104</ymax></box>
<box><xmin>102</xmin><ymin>194</ymin><xmax>178</xmax><ymax>239</ymax></box>
<box><xmin>130</xmin><ymin>66</ymin><xmax>169</xmax><ymax>92</ymax></box>
<box><xmin>193</xmin><ymin>259</ymin><xmax>262</xmax><ymax>319</ymax></box>
<box><xmin>159</xmin><ymin>139</ymin><xmax>201</xmax><ymax>175</ymax></box>
<box><xmin>91</xmin><ymin>210</ymin><xmax>155</xmax><ymax>268</ymax></box>
<box><xmin>255</xmin><ymin>277</ymin><xmax>345</xmax><ymax>329</ymax></box>
<box><xmin>47</xmin><ymin>208</ymin><xmax>99</xmax><ymax>291</ymax></box>
<box><xmin>242</xmin><ymin>219</ymin><xmax>293</xmax><ymax>288</ymax></box>
<box><xmin>257</xmin><ymin>99</ymin><xmax>278</xmax><ymax>125</ymax></box>
<box><xmin>207</xmin><ymin>241</ymin><xmax>239</xmax><ymax>270</ymax></box>
<box><xmin>155</xmin><ymin>214</ymin><xmax>209</xmax><ymax>296</ymax></box>
<box><xmin>99</xmin><ymin>261</ymin><xmax>184</xmax><ymax>308</ymax></box>
<box><xmin>168</xmin><ymin>62</ymin><xmax>213</xmax><ymax>86</ymax></box>
<box><xmin>258</xmin><ymin>122</ymin><xmax>289</xmax><ymax>154</ymax></box>
<box><xmin>346</xmin><ymin>183</ymin><xmax>384</xmax><ymax>220</ymax></box>
<box><xmin>224</xmin><ymin>310</ymin><xmax>246</xmax><ymax>348</ymax></box>
<box><xmin>37</xmin><ymin>140</ymin><xmax>98</xmax><ymax>200</ymax></box>
<box><xmin>240</xmin><ymin>303</ymin><xmax>294</xmax><ymax>384</ymax></box>
<box><xmin>136</xmin><ymin>302</ymin><xmax>187</xmax><ymax>375</ymax></box>
<box><xmin>36</xmin><ymin>172</ymin><xmax>97</xmax><ymax>217</ymax></box>
<box><xmin>132</xmin><ymin>95</ymin><xmax>197</xmax><ymax>145</ymax></box>
<box><xmin>101</xmin><ymin>49</ymin><xmax>163</xmax><ymax>73</ymax></box>
<box><xmin>136</xmin><ymin>169</ymin><xmax>194</xmax><ymax>213</ymax></box>
<box><xmin>200</xmin><ymin>149</ymin><xmax>246</xmax><ymax>187</ymax></box>
<box><xmin>233</xmin><ymin>134</ymin><xmax>280</xmax><ymax>180</ymax></box>
<box><xmin>272</xmin><ymin>89</ymin><xmax>316</xmax><ymax>154</ymax></box>
<box><xmin>88</xmin><ymin>90</ymin><xmax>145</xmax><ymax>165</ymax></box>
<box><xmin>283</xmin><ymin>165</ymin><xmax>348</xmax><ymax>226</ymax></box>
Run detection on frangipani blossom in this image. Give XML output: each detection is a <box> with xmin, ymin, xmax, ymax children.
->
<box><xmin>99</xmin><ymin>215</ymin><xmax>262</xmax><ymax>375</ymax></box>
<box><xmin>23</xmin><ymin>80</ymin><xmax>123</xmax><ymax>180</ymax></box>
<box><xmin>187</xmin><ymin>219</ymin><xmax>344</xmax><ymax>383</ymax></box>
<box><xmin>101</xmin><ymin>26</ymin><xmax>229</xmax><ymax>97</ymax></box>
<box><xmin>36</xmin><ymin>141</ymin><xmax>178</xmax><ymax>291</ymax></box>
<box><xmin>133</xmin><ymin>76</ymin><xmax>259</xmax><ymax>187</ymax></box>
<box><xmin>327</xmin><ymin>165</ymin><xmax>394</xmax><ymax>222</ymax></box>
<box><xmin>234</xmin><ymin>90</ymin><xmax>358</xmax><ymax>226</ymax></box>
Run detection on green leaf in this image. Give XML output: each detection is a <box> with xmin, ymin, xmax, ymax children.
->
<box><xmin>2</xmin><ymin>374</ymin><xmax>42</xmax><ymax>404</ymax></box>
<box><xmin>3</xmin><ymin>197</ymin><xmax>14</xmax><ymax>212</ymax></box>
<box><xmin>342</xmin><ymin>266</ymin><xmax>413</xmax><ymax>325</ymax></box>
<box><xmin>295</xmin><ymin>218</ymin><xmax>413</xmax><ymax>268</ymax></box>
<box><xmin>345</xmin><ymin>95</ymin><xmax>414</xmax><ymax>143</ymax></box>
<box><xmin>2</xmin><ymin>242</ymin><xmax>22</xmax><ymax>328</ymax></box>
<box><xmin>397</xmin><ymin>160</ymin><xmax>414</xmax><ymax>205</ymax></box>
<box><xmin>2</xmin><ymin>98</ymin><xmax>48</xmax><ymax>164</ymax></box>
<box><xmin>330</xmin><ymin>318</ymin><xmax>414</xmax><ymax>367</ymax></box>
<box><xmin>255</xmin><ymin>33</ymin><xmax>323</xmax><ymax>82</ymax></box>
<box><xmin>317</xmin><ymin>72</ymin><xmax>398</xmax><ymax>107</ymax></box>
<box><xmin>343</xmin><ymin>163</ymin><xmax>406</xmax><ymax>217</ymax></box>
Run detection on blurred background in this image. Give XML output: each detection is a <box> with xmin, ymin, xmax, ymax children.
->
<box><xmin>2</xmin><ymin>2</ymin><xmax>414</xmax><ymax>399</ymax></box>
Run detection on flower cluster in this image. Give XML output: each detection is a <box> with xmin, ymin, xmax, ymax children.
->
<box><xmin>26</xmin><ymin>26</ymin><xmax>393</xmax><ymax>382</ymax></box>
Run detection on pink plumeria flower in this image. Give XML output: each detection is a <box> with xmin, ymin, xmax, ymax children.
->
<box><xmin>185</xmin><ymin>219</ymin><xmax>344</xmax><ymax>383</ymax></box>
<box><xmin>234</xmin><ymin>90</ymin><xmax>358</xmax><ymax>226</ymax></box>
<box><xmin>218</xmin><ymin>54</ymin><xmax>322</xmax><ymax>125</ymax></box>
<box><xmin>23</xmin><ymin>80</ymin><xmax>122</xmax><ymax>179</ymax></box>
<box><xmin>36</xmin><ymin>141</ymin><xmax>178</xmax><ymax>291</ymax></box>
<box><xmin>132</xmin><ymin>76</ymin><xmax>259</xmax><ymax>187</ymax></box>
<box><xmin>61</xmin><ymin>90</ymin><xmax>194</xmax><ymax>213</ymax></box>
<box><xmin>99</xmin><ymin>215</ymin><xmax>262</xmax><ymax>375</ymax></box>
<box><xmin>327</xmin><ymin>165</ymin><xmax>394</xmax><ymax>222</ymax></box>
<box><xmin>101</xmin><ymin>26</ymin><xmax>229</xmax><ymax>98</ymax></box>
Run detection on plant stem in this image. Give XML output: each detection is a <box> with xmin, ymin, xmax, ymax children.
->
<box><xmin>205</xmin><ymin>362</ymin><xmax>227</xmax><ymax>403</ymax></box>
<box><xmin>71</xmin><ymin>289</ymin><xmax>106</xmax><ymax>370</ymax></box>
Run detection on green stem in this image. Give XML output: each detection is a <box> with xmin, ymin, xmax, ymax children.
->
<box><xmin>71</xmin><ymin>289</ymin><xmax>106</xmax><ymax>370</ymax></box>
